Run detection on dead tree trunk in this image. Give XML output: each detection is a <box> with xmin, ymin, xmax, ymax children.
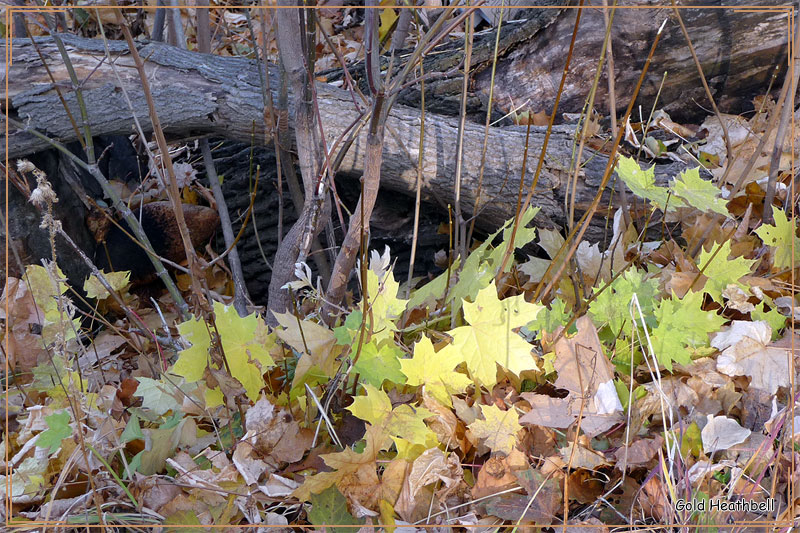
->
<box><xmin>358</xmin><ymin>0</ymin><xmax>790</xmax><ymax>123</ymax></box>
<box><xmin>4</xmin><ymin>33</ymin><xmax>695</xmax><ymax>243</ymax></box>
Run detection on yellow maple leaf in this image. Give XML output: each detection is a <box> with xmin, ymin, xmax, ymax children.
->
<box><xmin>468</xmin><ymin>404</ymin><xmax>522</xmax><ymax>456</ymax></box>
<box><xmin>400</xmin><ymin>336</ymin><xmax>471</xmax><ymax>407</ymax></box>
<box><xmin>450</xmin><ymin>281</ymin><xmax>542</xmax><ymax>387</ymax></box>
<box><xmin>364</xmin><ymin>268</ymin><xmax>407</xmax><ymax>346</ymax></box>
<box><xmin>378</xmin><ymin>0</ymin><xmax>398</xmax><ymax>42</ymax></box>
<box><xmin>172</xmin><ymin>301</ymin><xmax>274</xmax><ymax>405</ymax></box>
<box><xmin>83</xmin><ymin>270</ymin><xmax>131</xmax><ymax>299</ymax></box>
<box><xmin>273</xmin><ymin>311</ymin><xmax>342</xmax><ymax>385</ymax></box>
<box><xmin>347</xmin><ymin>384</ymin><xmax>437</xmax><ymax>449</ymax></box>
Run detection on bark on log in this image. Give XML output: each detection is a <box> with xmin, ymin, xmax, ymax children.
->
<box><xmin>358</xmin><ymin>0</ymin><xmax>790</xmax><ymax>123</ymax></box>
<box><xmin>3</xmin><ymin>34</ymin><xmax>696</xmax><ymax>244</ymax></box>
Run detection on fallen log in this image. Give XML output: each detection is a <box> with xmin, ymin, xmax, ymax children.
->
<box><xmin>3</xmin><ymin>34</ymin><xmax>692</xmax><ymax>244</ymax></box>
<box><xmin>367</xmin><ymin>0</ymin><xmax>791</xmax><ymax>123</ymax></box>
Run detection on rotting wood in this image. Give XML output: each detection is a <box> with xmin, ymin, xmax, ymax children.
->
<box><xmin>5</xmin><ymin>34</ymin><xmax>698</xmax><ymax>242</ymax></box>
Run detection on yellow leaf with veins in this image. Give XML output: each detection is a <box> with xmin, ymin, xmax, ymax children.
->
<box><xmin>450</xmin><ymin>282</ymin><xmax>542</xmax><ymax>387</ymax></box>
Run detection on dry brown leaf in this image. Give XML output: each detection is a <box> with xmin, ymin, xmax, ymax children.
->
<box><xmin>471</xmin><ymin>448</ymin><xmax>528</xmax><ymax>500</ymax></box>
<box><xmin>241</xmin><ymin>396</ymin><xmax>313</xmax><ymax>468</ymax></box>
<box><xmin>396</xmin><ymin>447</ymin><xmax>462</xmax><ymax>521</ymax></box>
<box><xmin>711</xmin><ymin>320</ymin><xmax>790</xmax><ymax>394</ymax></box>
<box><xmin>614</xmin><ymin>435</ymin><xmax>664</xmax><ymax>467</ymax></box>
<box><xmin>640</xmin><ymin>476</ymin><xmax>669</xmax><ymax>521</ymax></box>
<box><xmin>422</xmin><ymin>392</ymin><xmax>462</xmax><ymax>450</ymax></box>
<box><xmin>519</xmin><ymin>394</ymin><xmax>574</xmax><ymax>429</ymax></box>
<box><xmin>567</xmin><ymin>468</ymin><xmax>604</xmax><ymax>504</ymax></box>
<box><xmin>0</xmin><ymin>277</ymin><xmax>48</xmax><ymax>371</ymax></box>
<box><xmin>565</xmin><ymin>517</ymin><xmax>610</xmax><ymax>532</ymax></box>
<box><xmin>379</xmin><ymin>457</ymin><xmax>410</xmax><ymax>510</ymax></box>
<box><xmin>559</xmin><ymin>443</ymin><xmax>608</xmax><ymax>470</ymax></box>
<box><xmin>551</xmin><ymin>316</ymin><xmax>623</xmax><ymax>437</ymax></box>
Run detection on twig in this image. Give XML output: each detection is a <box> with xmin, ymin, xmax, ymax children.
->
<box><xmin>567</xmin><ymin>2</ymin><xmax>617</xmax><ymax>231</ymax></box>
<box><xmin>534</xmin><ymin>19</ymin><xmax>668</xmax><ymax>304</ymax></box>
<box><xmin>496</xmin><ymin>0</ymin><xmax>585</xmax><ymax>278</ymax></box>
<box><xmin>670</xmin><ymin>0</ymin><xmax>734</xmax><ymax>186</ymax></box>
<box><xmin>452</xmin><ymin>10</ymin><xmax>474</xmax><ymax>262</ymax></box>
<box><xmin>467</xmin><ymin>0</ymin><xmax>506</xmax><ymax>247</ymax></box>
<box><xmin>765</xmin><ymin>18</ymin><xmax>800</xmax><ymax>222</ymax></box>
<box><xmin>200</xmin><ymin>141</ymin><xmax>251</xmax><ymax>316</ymax></box>
<box><xmin>406</xmin><ymin>9</ymin><xmax>427</xmax><ymax>300</ymax></box>
<box><xmin>113</xmin><ymin>3</ymin><xmax>208</xmax><ymax>317</ymax></box>
<box><xmin>602</xmin><ymin>0</ymin><xmax>631</xmax><ymax>229</ymax></box>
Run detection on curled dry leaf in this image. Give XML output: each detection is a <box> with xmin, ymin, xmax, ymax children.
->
<box><xmin>244</xmin><ymin>396</ymin><xmax>313</xmax><ymax>466</ymax></box>
<box><xmin>614</xmin><ymin>435</ymin><xmax>664</xmax><ymax>468</ymax></box>
<box><xmin>395</xmin><ymin>447</ymin><xmax>462</xmax><ymax>521</ymax></box>
<box><xmin>551</xmin><ymin>316</ymin><xmax>623</xmax><ymax>437</ymax></box>
<box><xmin>471</xmin><ymin>448</ymin><xmax>529</xmax><ymax>500</ymax></box>
<box><xmin>701</xmin><ymin>415</ymin><xmax>751</xmax><ymax>454</ymax></box>
<box><xmin>711</xmin><ymin>320</ymin><xmax>790</xmax><ymax>394</ymax></box>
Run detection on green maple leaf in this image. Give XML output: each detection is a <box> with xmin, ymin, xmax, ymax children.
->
<box><xmin>589</xmin><ymin>268</ymin><xmax>659</xmax><ymax>333</ymax></box>
<box><xmin>485</xmin><ymin>205</ymin><xmax>539</xmax><ymax>269</ymax></box>
<box><xmin>449</xmin><ymin>282</ymin><xmax>543</xmax><ymax>387</ymax></box>
<box><xmin>670</xmin><ymin>167</ymin><xmax>728</xmax><ymax>216</ymax></box>
<box><xmin>307</xmin><ymin>486</ymin><xmax>363</xmax><ymax>531</ymax></box>
<box><xmin>172</xmin><ymin>301</ymin><xmax>274</xmax><ymax>405</ymax></box>
<box><xmin>121</xmin><ymin>413</ymin><xmax>145</xmax><ymax>444</ymax></box>
<box><xmin>400</xmin><ymin>336</ymin><xmax>471</xmax><ymax>407</ymax></box>
<box><xmin>616</xmin><ymin>156</ymin><xmax>669</xmax><ymax>209</ymax></box>
<box><xmin>696</xmin><ymin>240</ymin><xmax>755</xmax><ymax>298</ymax></box>
<box><xmin>525</xmin><ymin>297</ymin><xmax>570</xmax><ymax>340</ymax></box>
<box><xmin>651</xmin><ymin>290</ymin><xmax>725</xmax><ymax>371</ymax></box>
<box><xmin>353</xmin><ymin>340</ymin><xmax>405</xmax><ymax>387</ymax></box>
<box><xmin>755</xmin><ymin>206</ymin><xmax>800</xmax><ymax>270</ymax></box>
<box><xmin>334</xmin><ymin>310</ymin><xmax>363</xmax><ymax>345</ymax></box>
<box><xmin>36</xmin><ymin>410</ymin><xmax>71</xmax><ymax>453</ymax></box>
<box><xmin>449</xmin><ymin>207</ymin><xmax>539</xmax><ymax>314</ymax></box>
<box><xmin>406</xmin><ymin>257</ymin><xmax>458</xmax><ymax>311</ymax></box>
<box><xmin>407</xmin><ymin>207</ymin><xmax>539</xmax><ymax>314</ymax></box>
<box><xmin>347</xmin><ymin>384</ymin><xmax>437</xmax><ymax>448</ymax></box>
<box><xmin>468</xmin><ymin>404</ymin><xmax>522</xmax><ymax>456</ymax></box>
<box><xmin>752</xmin><ymin>301</ymin><xmax>786</xmax><ymax>337</ymax></box>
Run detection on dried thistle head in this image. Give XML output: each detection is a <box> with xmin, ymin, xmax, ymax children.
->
<box><xmin>19</xmin><ymin>159</ymin><xmax>58</xmax><ymax>208</ymax></box>
<box><xmin>16</xmin><ymin>158</ymin><xmax>36</xmax><ymax>173</ymax></box>
<box><xmin>28</xmin><ymin>169</ymin><xmax>58</xmax><ymax>209</ymax></box>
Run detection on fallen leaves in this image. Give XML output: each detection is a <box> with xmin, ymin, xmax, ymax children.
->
<box><xmin>468</xmin><ymin>404</ymin><xmax>522</xmax><ymax>456</ymax></box>
<box><xmin>711</xmin><ymin>320</ymin><xmax>790</xmax><ymax>394</ymax></box>
<box><xmin>449</xmin><ymin>281</ymin><xmax>542</xmax><ymax>387</ymax></box>
<box><xmin>8</xmin><ymin>98</ymin><xmax>800</xmax><ymax>529</ymax></box>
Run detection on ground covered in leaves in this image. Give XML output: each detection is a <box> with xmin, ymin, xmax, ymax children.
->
<box><xmin>4</xmin><ymin>4</ymin><xmax>800</xmax><ymax>532</ymax></box>
<box><xmin>5</xmin><ymin>131</ymin><xmax>800</xmax><ymax>529</ymax></box>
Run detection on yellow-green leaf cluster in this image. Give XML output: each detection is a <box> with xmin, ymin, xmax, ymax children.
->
<box><xmin>347</xmin><ymin>384</ymin><xmax>437</xmax><ymax>449</ymax></box>
<box><xmin>449</xmin><ymin>282</ymin><xmax>542</xmax><ymax>387</ymax></box>
<box><xmin>696</xmin><ymin>240</ymin><xmax>755</xmax><ymax>299</ymax></box>
<box><xmin>83</xmin><ymin>270</ymin><xmax>131</xmax><ymax>299</ymax></box>
<box><xmin>755</xmin><ymin>206</ymin><xmax>800</xmax><ymax>270</ymax></box>
<box><xmin>400</xmin><ymin>336</ymin><xmax>471</xmax><ymax>407</ymax></box>
<box><xmin>25</xmin><ymin>264</ymin><xmax>80</xmax><ymax>343</ymax></box>
<box><xmin>364</xmin><ymin>268</ymin><xmax>407</xmax><ymax>346</ymax></box>
<box><xmin>172</xmin><ymin>301</ymin><xmax>275</xmax><ymax>406</ymax></box>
